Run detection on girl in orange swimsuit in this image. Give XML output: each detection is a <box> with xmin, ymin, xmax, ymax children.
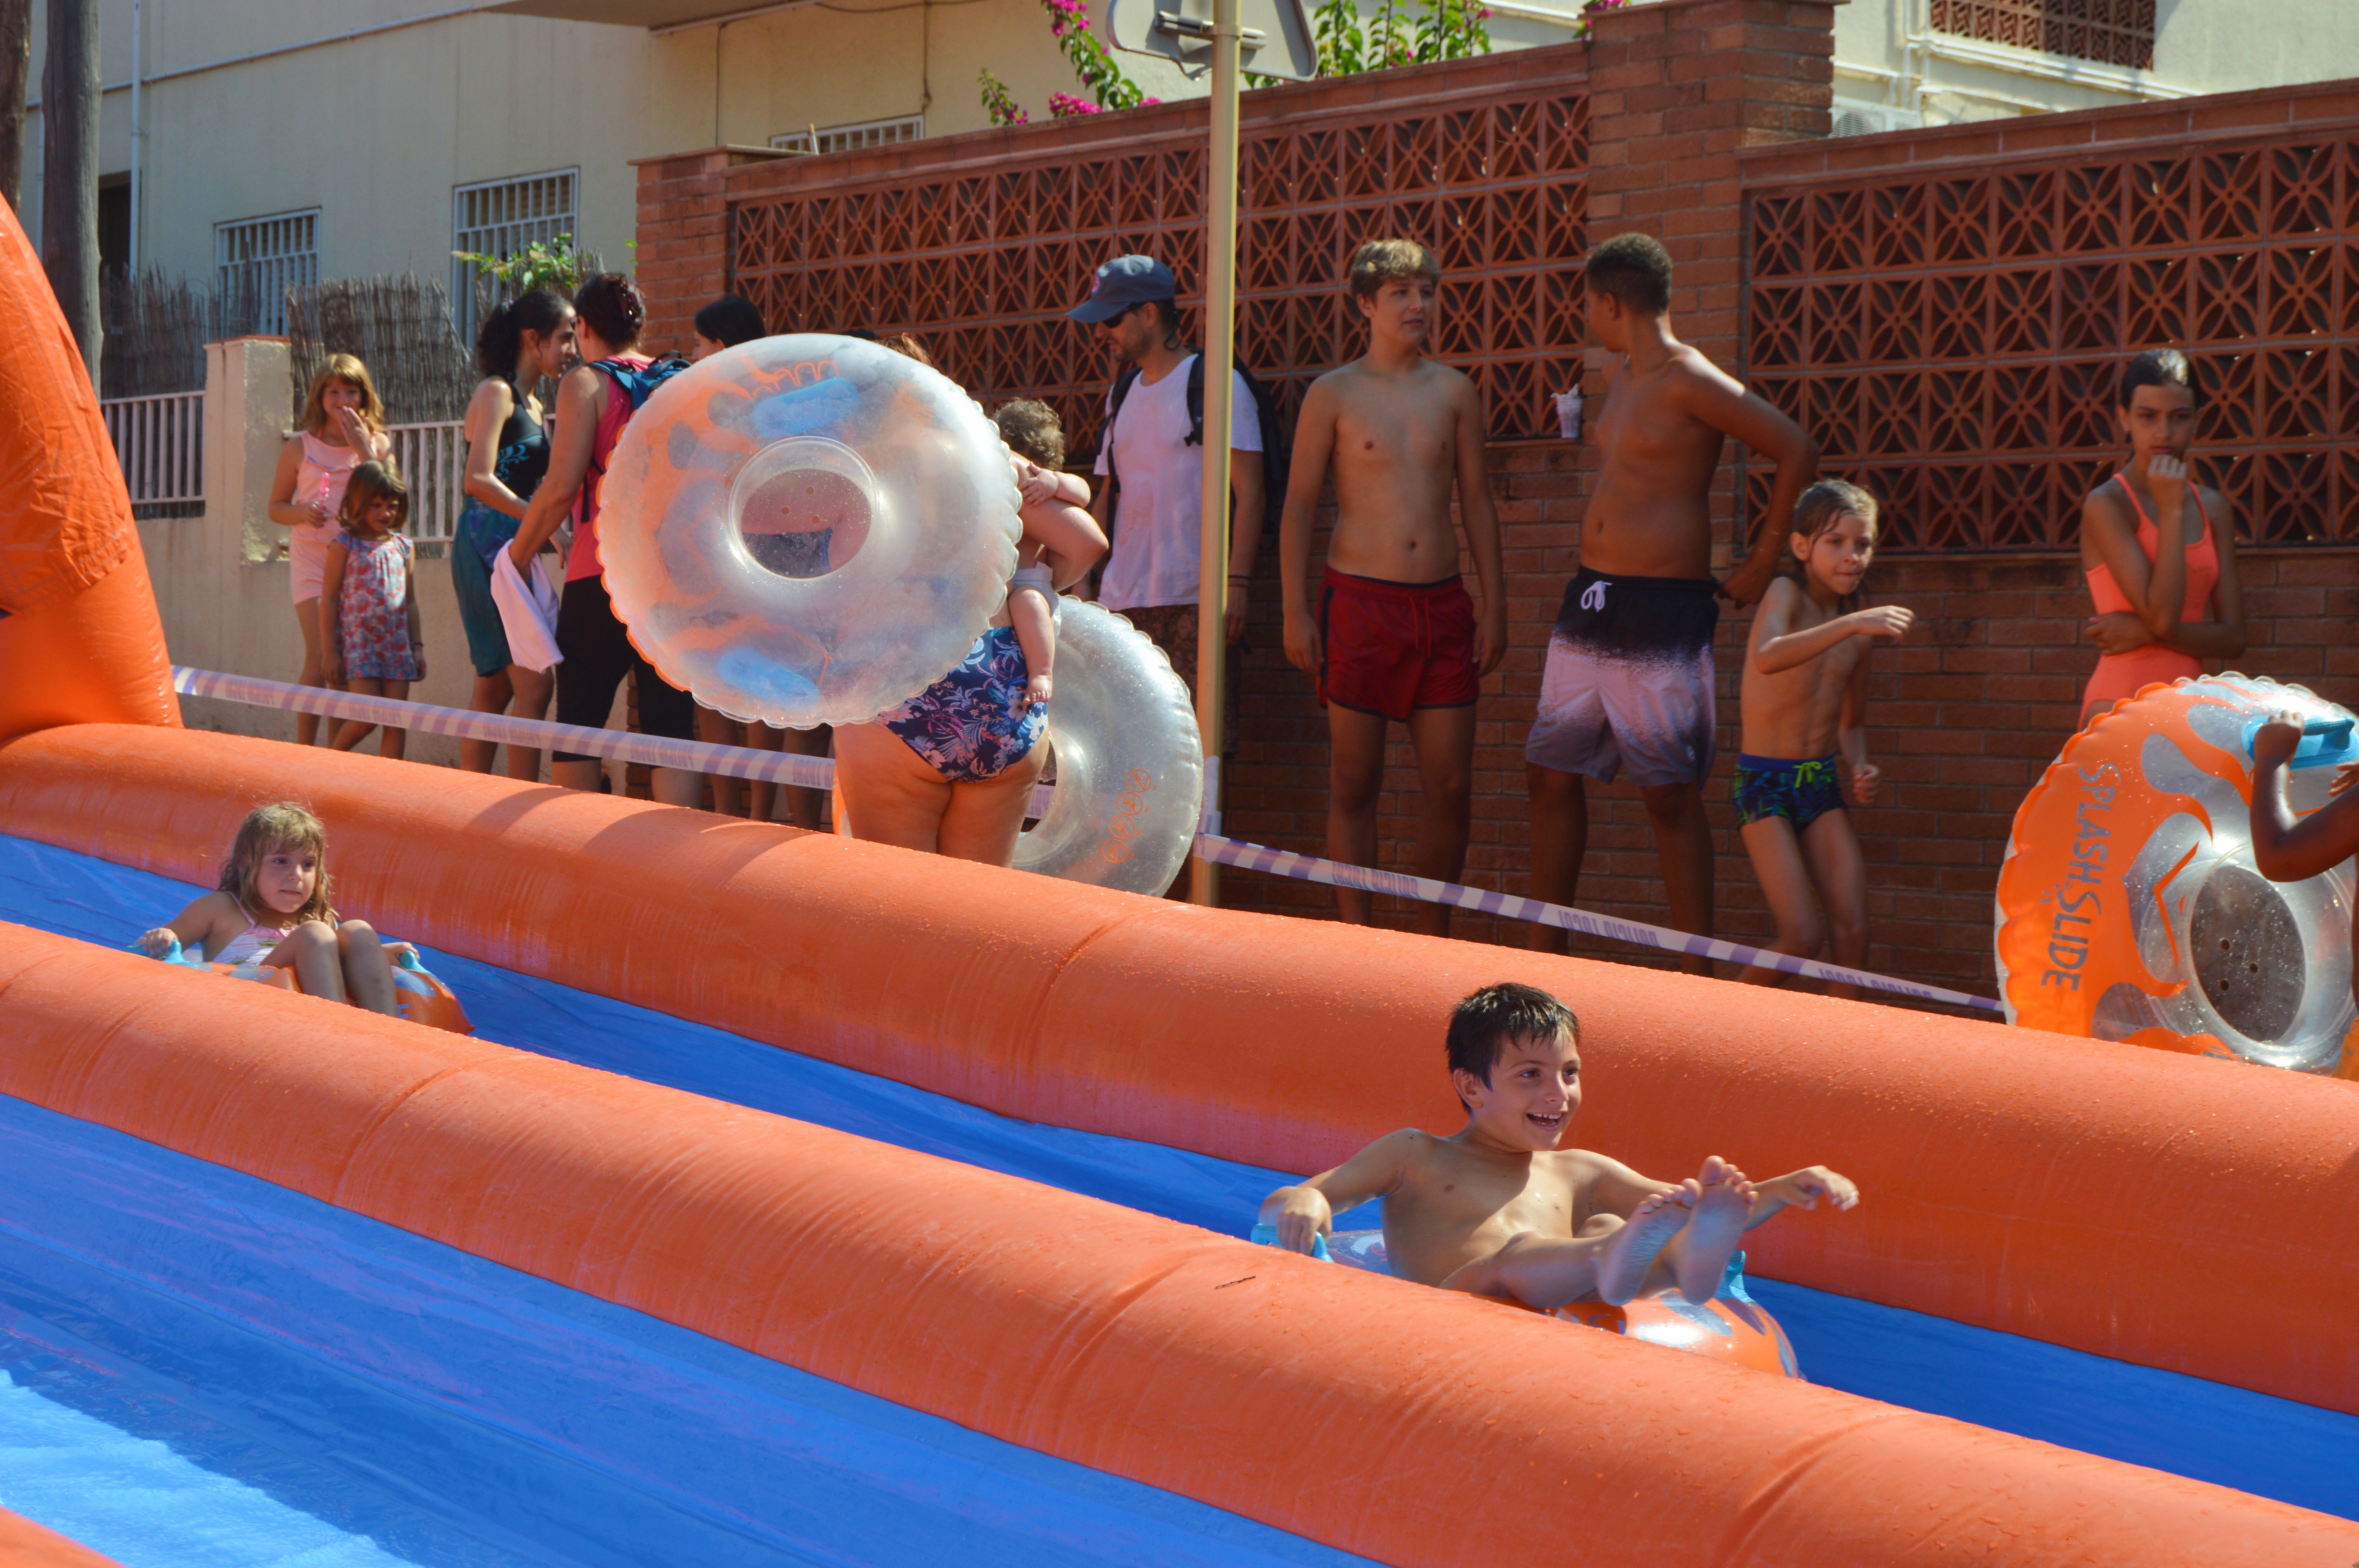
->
<box><xmin>2079</xmin><ymin>348</ymin><xmax>2245</xmax><ymax>725</ymax></box>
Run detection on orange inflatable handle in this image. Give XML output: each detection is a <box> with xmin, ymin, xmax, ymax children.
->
<box><xmin>0</xmin><ymin>200</ymin><xmax>176</xmax><ymax>742</ymax></box>
<box><xmin>0</xmin><ymin>1507</ymin><xmax>122</xmax><ymax>1568</ymax></box>
<box><xmin>0</xmin><ymin>922</ymin><xmax>2352</xmax><ymax>1568</ymax></box>
<box><xmin>4</xmin><ymin>721</ymin><xmax>2357</xmax><ymax>1419</ymax></box>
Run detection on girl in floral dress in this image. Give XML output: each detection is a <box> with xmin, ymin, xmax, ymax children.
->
<box><xmin>319</xmin><ymin>462</ymin><xmax>423</xmax><ymax>759</ymax></box>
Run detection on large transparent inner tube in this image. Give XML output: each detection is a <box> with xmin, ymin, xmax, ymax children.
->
<box><xmin>1995</xmin><ymin>673</ymin><xmax>2357</xmax><ymax>1074</ymax></box>
<box><xmin>1011</xmin><ymin>600</ymin><xmax>1204</xmax><ymax>897</ymax></box>
<box><xmin>595</xmin><ymin>334</ymin><xmax>1020</xmax><ymax>729</ymax></box>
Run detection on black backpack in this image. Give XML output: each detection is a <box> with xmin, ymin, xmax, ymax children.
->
<box><xmin>1099</xmin><ymin>353</ymin><xmax>1291</xmax><ymax>530</ymax></box>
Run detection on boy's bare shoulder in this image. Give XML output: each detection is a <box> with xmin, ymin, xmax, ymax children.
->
<box><xmin>1665</xmin><ymin>343</ymin><xmax>1746</xmax><ymax>399</ymax></box>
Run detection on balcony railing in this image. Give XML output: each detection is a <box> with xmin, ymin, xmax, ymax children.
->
<box><xmin>100</xmin><ymin>390</ymin><xmax>204</xmax><ymax>514</ymax></box>
<box><xmin>389</xmin><ymin>421</ymin><xmax>467</xmax><ymax>550</ymax></box>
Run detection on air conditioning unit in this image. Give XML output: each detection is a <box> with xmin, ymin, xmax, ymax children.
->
<box><xmin>1830</xmin><ymin>98</ymin><xmax>1919</xmax><ymax>138</ymax></box>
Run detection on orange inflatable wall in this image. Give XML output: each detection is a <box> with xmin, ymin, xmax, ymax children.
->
<box><xmin>5</xmin><ymin>722</ymin><xmax>2357</xmax><ymax>1420</ymax></box>
<box><xmin>0</xmin><ymin>203</ymin><xmax>176</xmax><ymax>742</ymax></box>
<box><xmin>0</xmin><ymin>1510</ymin><xmax>119</xmax><ymax>1568</ymax></box>
<box><xmin>1</xmin><ymin>922</ymin><xmax>2352</xmax><ymax>1568</ymax></box>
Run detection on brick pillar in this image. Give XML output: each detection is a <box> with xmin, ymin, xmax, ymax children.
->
<box><xmin>631</xmin><ymin>149</ymin><xmax>747</xmax><ymax>358</ymax></box>
<box><xmin>1584</xmin><ymin>0</ymin><xmax>1834</xmax><ymax>568</ymax></box>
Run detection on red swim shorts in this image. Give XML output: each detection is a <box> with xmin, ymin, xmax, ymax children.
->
<box><xmin>1318</xmin><ymin>568</ymin><xmax>1479</xmax><ymax>721</ymax></box>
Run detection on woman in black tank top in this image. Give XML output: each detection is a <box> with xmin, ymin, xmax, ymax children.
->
<box><xmin>453</xmin><ymin>289</ymin><xmax>576</xmax><ymax>778</ymax></box>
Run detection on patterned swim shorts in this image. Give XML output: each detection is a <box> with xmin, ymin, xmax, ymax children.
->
<box><xmin>1733</xmin><ymin>753</ymin><xmax>1846</xmax><ymax>832</ymax></box>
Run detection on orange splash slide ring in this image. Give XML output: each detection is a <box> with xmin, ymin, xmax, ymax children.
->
<box><xmin>1996</xmin><ymin>673</ymin><xmax>2357</xmax><ymax>1074</ymax></box>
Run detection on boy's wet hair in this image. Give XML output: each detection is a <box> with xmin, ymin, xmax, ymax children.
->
<box><xmin>218</xmin><ymin>802</ymin><xmax>334</xmax><ymax>926</ymax></box>
<box><xmin>340</xmin><ymin>460</ymin><xmax>410</xmax><ymax>530</ymax></box>
<box><xmin>1584</xmin><ymin>232</ymin><xmax>1674</xmax><ymax>316</ymax></box>
<box><xmin>992</xmin><ymin>399</ymin><xmax>1066</xmax><ymax>470</ymax></box>
<box><xmin>1347</xmin><ymin>238</ymin><xmax>1441</xmax><ymax>299</ymax></box>
<box><xmin>2119</xmin><ymin>347</ymin><xmax>2194</xmax><ymax>408</ymax></box>
<box><xmin>1447</xmin><ymin>982</ymin><xmax>1579</xmax><ymax>1094</ymax></box>
<box><xmin>1783</xmin><ymin>479</ymin><xmax>1877</xmax><ymax>609</ymax></box>
<box><xmin>694</xmin><ymin>293</ymin><xmax>767</xmax><ymax>349</ymax></box>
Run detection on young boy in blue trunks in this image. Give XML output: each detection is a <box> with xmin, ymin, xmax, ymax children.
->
<box><xmin>1257</xmin><ymin>983</ymin><xmax>1857</xmax><ymax>1309</ymax></box>
<box><xmin>1733</xmin><ymin>481</ymin><xmax>1913</xmax><ymax>998</ymax></box>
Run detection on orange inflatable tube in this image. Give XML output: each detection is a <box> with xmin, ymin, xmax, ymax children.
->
<box><xmin>5</xmin><ymin>722</ymin><xmax>2358</xmax><ymax>1418</ymax></box>
<box><xmin>0</xmin><ymin>922</ymin><xmax>2352</xmax><ymax>1568</ymax></box>
<box><xmin>0</xmin><ymin>201</ymin><xmax>176</xmax><ymax>742</ymax></box>
<box><xmin>0</xmin><ymin>1509</ymin><xmax>120</xmax><ymax>1568</ymax></box>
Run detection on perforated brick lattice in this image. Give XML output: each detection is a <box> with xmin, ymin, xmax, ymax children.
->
<box><xmin>1748</xmin><ymin>135</ymin><xmax>2359</xmax><ymax>551</ymax></box>
<box><xmin>1929</xmin><ymin>0</ymin><xmax>2155</xmax><ymax>72</ymax></box>
<box><xmin>730</xmin><ymin>87</ymin><xmax>1588</xmax><ymax>453</ymax></box>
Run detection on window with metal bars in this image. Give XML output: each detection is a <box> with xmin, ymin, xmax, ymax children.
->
<box><xmin>214</xmin><ymin>209</ymin><xmax>319</xmax><ymax>337</ymax></box>
<box><xmin>450</xmin><ymin>169</ymin><xmax>578</xmax><ymax>348</ymax></box>
<box><xmin>770</xmin><ymin>116</ymin><xmax>925</xmax><ymax>157</ymax></box>
<box><xmin>1928</xmin><ymin>0</ymin><xmax>2155</xmax><ymax>71</ymax></box>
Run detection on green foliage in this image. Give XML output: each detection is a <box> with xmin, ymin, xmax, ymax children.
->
<box><xmin>1312</xmin><ymin>0</ymin><xmax>1488</xmax><ymax>74</ymax></box>
<box><xmin>979</xmin><ymin>67</ymin><xmax>1030</xmax><ymax>126</ymax></box>
<box><xmin>451</xmin><ymin>232</ymin><xmax>590</xmax><ymax>298</ymax></box>
<box><xmin>1042</xmin><ymin>0</ymin><xmax>1153</xmax><ymax>111</ymax></box>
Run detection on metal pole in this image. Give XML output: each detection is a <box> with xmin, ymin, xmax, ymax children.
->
<box><xmin>40</xmin><ymin>0</ymin><xmax>100</xmax><ymax>388</ymax></box>
<box><xmin>1190</xmin><ymin>0</ymin><xmax>1241</xmax><ymax>907</ymax></box>
<box><xmin>127</xmin><ymin>0</ymin><xmax>139</xmax><ymax>272</ymax></box>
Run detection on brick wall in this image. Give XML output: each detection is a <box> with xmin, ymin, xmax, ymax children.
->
<box><xmin>631</xmin><ymin>5</ymin><xmax>2358</xmax><ymax>1009</ymax></box>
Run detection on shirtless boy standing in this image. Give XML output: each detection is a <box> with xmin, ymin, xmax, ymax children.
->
<box><xmin>1257</xmin><ymin>982</ymin><xmax>1857</xmax><ymax>1309</ymax></box>
<box><xmin>1281</xmin><ymin>239</ymin><xmax>1508</xmax><ymax>936</ymax></box>
<box><xmin>1527</xmin><ymin>233</ymin><xmax>1819</xmax><ymax>969</ymax></box>
<box><xmin>1735</xmin><ymin>481</ymin><xmax>1914</xmax><ymax>997</ymax></box>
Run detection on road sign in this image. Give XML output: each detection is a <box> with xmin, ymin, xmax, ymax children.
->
<box><xmin>1105</xmin><ymin>0</ymin><xmax>1318</xmax><ymax>81</ymax></box>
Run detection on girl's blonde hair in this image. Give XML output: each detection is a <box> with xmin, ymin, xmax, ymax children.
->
<box><xmin>340</xmin><ymin>460</ymin><xmax>410</xmax><ymax>531</ymax></box>
<box><xmin>300</xmin><ymin>354</ymin><xmax>386</xmax><ymax>435</ymax></box>
<box><xmin>217</xmin><ymin>803</ymin><xmax>334</xmax><ymax>925</ymax></box>
<box><xmin>1782</xmin><ymin>478</ymin><xmax>1879</xmax><ymax>611</ymax></box>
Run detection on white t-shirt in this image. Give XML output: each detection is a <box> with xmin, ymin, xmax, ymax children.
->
<box><xmin>1092</xmin><ymin>355</ymin><xmax>1262</xmax><ymax>612</ymax></box>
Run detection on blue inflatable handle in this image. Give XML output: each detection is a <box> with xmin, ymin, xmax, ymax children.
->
<box><xmin>2241</xmin><ymin>713</ymin><xmax>2357</xmax><ymax>771</ymax></box>
<box><xmin>1247</xmin><ymin>1223</ymin><xmax>1332</xmax><ymax>1262</ymax></box>
<box><xmin>127</xmin><ymin>935</ymin><xmax>200</xmax><ymax>965</ymax></box>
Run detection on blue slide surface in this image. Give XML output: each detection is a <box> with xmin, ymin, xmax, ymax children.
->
<box><xmin>1</xmin><ymin>830</ymin><xmax>2355</xmax><ymax>1564</ymax></box>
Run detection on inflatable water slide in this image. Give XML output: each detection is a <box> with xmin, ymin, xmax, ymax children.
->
<box><xmin>2</xmin><ymin>205</ymin><xmax>2358</xmax><ymax>1566</ymax></box>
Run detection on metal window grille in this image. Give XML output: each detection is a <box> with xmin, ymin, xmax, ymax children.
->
<box><xmin>770</xmin><ymin>116</ymin><xmax>924</xmax><ymax>157</ymax></box>
<box><xmin>451</xmin><ymin>169</ymin><xmax>578</xmax><ymax>348</ymax></box>
<box><xmin>101</xmin><ymin>390</ymin><xmax>205</xmax><ymax>516</ymax></box>
<box><xmin>388</xmin><ymin>421</ymin><xmax>467</xmax><ymax>552</ymax></box>
<box><xmin>214</xmin><ymin>210</ymin><xmax>319</xmax><ymax>337</ymax></box>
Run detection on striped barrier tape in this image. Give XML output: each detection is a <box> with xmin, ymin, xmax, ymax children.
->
<box><xmin>171</xmin><ymin>667</ymin><xmax>2002</xmax><ymax>1011</ymax></box>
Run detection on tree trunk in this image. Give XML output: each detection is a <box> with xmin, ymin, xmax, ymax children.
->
<box><xmin>40</xmin><ymin>0</ymin><xmax>98</xmax><ymax>390</ymax></box>
<box><xmin>0</xmin><ymin>0</ymin><xmax>29</xmax><ymax>214</ymax></box>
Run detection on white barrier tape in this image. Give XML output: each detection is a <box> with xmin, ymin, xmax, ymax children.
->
<box><xmin>1191</xmin><ymin>835</ymin><xmax>2003</xmax><ymax>1012</ymax></box>
<box><xmin>173</xmin><ymin>667</ymin><xmax>841</xmax><ymax>791</ymax></box>
<box><xmin>173</xmin><ymin>667</ymin><xmax>1998</xmax><ymax>1011</ymax></box>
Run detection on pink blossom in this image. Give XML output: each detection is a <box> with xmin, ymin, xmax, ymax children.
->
<box><xmin>1049</xmin><ymin>91</ymin><xmax>1102</xmax><ymax>116</ymax></box>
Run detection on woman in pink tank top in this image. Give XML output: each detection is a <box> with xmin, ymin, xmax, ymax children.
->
<box><xmin>2078</xmin><ymin>348</ymin><xmax>2245</xmax><ymax>727</ymax></box>
<box><xmin>507</xmin><ymin>273</ymin><xmax>707</xmax><ymax>807</ymax></box>
<box><xmin>265</xmin><ymin>355</ymin><xmax>392</xmax><ymax>745</ymax></box>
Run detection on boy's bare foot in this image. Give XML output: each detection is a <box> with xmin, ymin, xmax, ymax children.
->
<box><xmin>1596</xmin><ymin>1185</ymin><xmax>1694</xmax><ymax>1305</ymax></box>
<box><xmin>1675</xmin><ymin>1156</ymin><xmax>1754</xmax><ymax>1304</ymax></box>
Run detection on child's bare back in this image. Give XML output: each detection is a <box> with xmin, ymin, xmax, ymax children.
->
<box><xmin>1259</xmin><ymin>983</ymin><xmax>1857</xmax><ymax>1311</ymax></box>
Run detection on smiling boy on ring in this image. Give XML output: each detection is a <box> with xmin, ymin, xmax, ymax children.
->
<box><xmin>1258</xmin><ymin>984</ymin><xmax>1857</xmax><ymax>1309</ymax></box>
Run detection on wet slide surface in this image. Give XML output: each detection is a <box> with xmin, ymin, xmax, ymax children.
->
<box><xmin>2</xmin><ymin>831</ymin><xmax>2356</xmax><ymax>1560</ymax></box>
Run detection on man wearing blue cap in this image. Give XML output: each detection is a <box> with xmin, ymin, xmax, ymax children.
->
<box><xmin>1069</xmin><ymin>255</ymin><xmax>1266</xmax><ymax>746</ymax></box>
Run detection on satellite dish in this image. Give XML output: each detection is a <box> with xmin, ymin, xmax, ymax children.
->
<box><xmin>1104</xmin><ymin>0</ymin><xmax>1318</xmax><ymax>81</ymax></box>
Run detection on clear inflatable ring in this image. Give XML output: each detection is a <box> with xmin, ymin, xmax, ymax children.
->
<box><xmin>1012</xmin><ymin>600</ymin><xmax>1205</xmax><ymax>897</ymax></box>
<box><xmin>1996</xmin><ymin>673</ymin><xmax>2358</xmax><ymax>1075</ymax></box>
<box><xmin>596</xmin><ymin>334</ymin><xmax>1021</xmax><ymax>728</ymax></box>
